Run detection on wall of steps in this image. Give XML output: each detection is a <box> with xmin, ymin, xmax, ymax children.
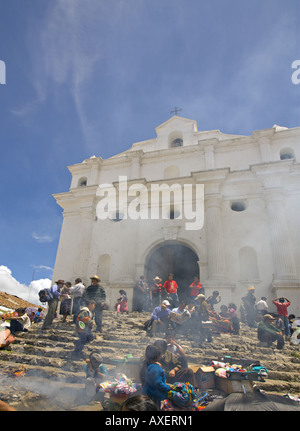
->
<box><xmin>0</xmin><ymin>311</ymin><xmax>299</xmax><ymax>410</ymax></box>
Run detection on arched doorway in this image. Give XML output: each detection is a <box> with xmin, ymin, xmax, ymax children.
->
<box><xmin>144</xmin><ymin>242</ymin><xmax>199</xmax><ymax>300</ymax></box>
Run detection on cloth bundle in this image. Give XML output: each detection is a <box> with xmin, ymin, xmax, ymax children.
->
<box><xmin>210</xmin><ymin>360</ymin><xmax>268</xmax><ymax>379</ymax></box>
<box><xmin>98</xmin><ymin>373</ymin><xmax>141</xmax><ymax>395</ymax></box>
<box><xmin>167</xmin><ymin>382</ymin><xmax>196</xmax><ymax>407</ymax></box>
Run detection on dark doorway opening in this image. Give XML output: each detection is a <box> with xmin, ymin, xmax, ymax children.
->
<box><xmin>144</xmin><ymin>242</ymin><xmax>199</xmax><ymax>300</ymax></box>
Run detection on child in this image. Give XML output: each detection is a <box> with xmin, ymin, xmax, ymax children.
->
<box><xmin>141</xmin><ymin>344</ymin><xmax>172</xmax><ymax>408</ymax></box>
<box><xmin>84</xmin><ymin>352</ymin><xmax>109</xmax><ymax>401</ymax></box>
<box><xmin>206</xmin><ymin>291</ymin><xmax>221</xmax><ymax>310</ymax></box>
<box><xmin>33</xmin><ymin>308</ymin><xmax>43</xmax><ymax>323</ymax></box>
<box><xmin>228</xmin><ymin>303</ymin><xmax>240</xmax><ymax>335</ymax></box>
<box><xmin>71</xmin><ymin>300</ymin><xmax>96</xmax><ymax>360</ymax></box>
<box><xmin>115</xmin><ymin>290</ymin><xmax>128</xmax><ymax>314</ymax></box>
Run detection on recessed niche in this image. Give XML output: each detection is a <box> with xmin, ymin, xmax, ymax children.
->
<box><xmin>231</xmin><ymin>201</ymin><xmax>247</xmax><ymax>212</ymax></box>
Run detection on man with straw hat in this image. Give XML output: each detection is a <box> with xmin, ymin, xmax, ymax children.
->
<box><xmin>83</xmin><ymin>275</ymin><xmax>106</xmax><ymax>333</ymax></box>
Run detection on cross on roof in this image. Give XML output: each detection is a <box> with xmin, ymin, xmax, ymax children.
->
<box><xmin>170</xmin><ymin>106</ymin><xmax>182</xmax><ymax>116</ymax></box>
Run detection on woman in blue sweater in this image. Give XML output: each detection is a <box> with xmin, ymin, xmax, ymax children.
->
<box><xmin>142</xmin><ymin>344</ymin><xmax>171</xmax><ymax>408</ymax></box>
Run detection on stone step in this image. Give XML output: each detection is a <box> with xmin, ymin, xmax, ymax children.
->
<box><xmin>256</xmin><ymin>378</ymin><xmax>300</xmax><ymax>394</ymax></box>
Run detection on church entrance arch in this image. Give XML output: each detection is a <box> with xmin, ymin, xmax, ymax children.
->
<box><xmin>144</xmin><ymin>241</ymin><xmax>199</xmax><ymax>300</ymax></box>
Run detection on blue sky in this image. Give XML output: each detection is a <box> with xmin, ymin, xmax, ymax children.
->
<box><xmin>0</xmin><ymin>0</ymin><xmax>299</xmax><ymax>297</ymax></box>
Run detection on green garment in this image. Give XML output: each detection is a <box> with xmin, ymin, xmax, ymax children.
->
<box><xmin>258</xmin><ymin>320</ymin><xmax>282</xmax><ymax>336</ymax></box>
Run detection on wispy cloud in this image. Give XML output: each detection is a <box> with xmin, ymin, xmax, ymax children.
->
<box><xmin>32</xmin><ymin>232</ymin><xmax>54</xmax><ymax>243</ymax></box>
<box><xmin>29</xmin><ymin>1</ymin><xmax>104</xmax><ymax>148</ymax></box>
<box><xmin>32</xmin><ymin>265</ymin><xmax>53</xmax><ymax>272</ymax></box>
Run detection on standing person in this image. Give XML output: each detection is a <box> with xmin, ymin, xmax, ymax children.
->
<box><xmin>71</xmin><ymin>299</ymin><xmax>96</xmax><ymax>360</ymax></box>
<box><xmin>133</xmin><ymin>276</ymin><xmax>147</xmax><ymax>312</ymax></box>
<box><xmin>162</xmin><ymin>273</ymin><xmax>179</xmax><ymax>308</ymax></box>
<box><xmin>141</xmin><ymin>344</ymin><xmax>171</xmax><ymax>408</ymax></box>
<box><xmin>59</xmin><ymin>282</ymin><xmax>72</xmax><ymax>323</ymax></box>
<box><xmin>272</xmin><ymin>297</ymin><xmax>291</xmax><ymax>337</ymax></box>
<box><xmin>241</xmin><ymin>286</ymin><xmax>257</xmax><ymax>328</ymax></box>
<box><xmin>188</xmin><ymin>276</ymin><xmax>204</xmax><ymax>304</ymax></box>
<box><xmin>69</xmin><ymin>278</ymin><xmax>86</xmax><ymax>324</ymax></box>
<box><xmin>151</xmin><ymin>276</ymin><xmax>163</xmax><ymax>308</ymax></box>
<box><xmin>42</xmin><ymin>280</ymin><xmax>64</xmax><ymax>330</ymax></box>
<box><xmin>144</xmin><ymin>281</ymin><xmax>152</xmax><ymax>312</ymax></box>
<box><xmin>83</xmin><ymin>276</ymin><xmax>106</xmax><ymax>333</ymax></box>
<box><xmin>256</xmin><ymin>297</ymin><xmax>269</xmax><ymax>318</ymax></box>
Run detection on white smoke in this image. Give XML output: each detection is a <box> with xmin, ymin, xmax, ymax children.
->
<box><xmin>0</xmin><ymin>266</ymin><xmax>51</xmax><ymax>306</ymax></box>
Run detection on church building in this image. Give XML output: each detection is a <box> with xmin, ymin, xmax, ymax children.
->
<box><xmin>52</xmin><ymin>115</ymin><xmax>300</xmax><ymax>314</ymax></box>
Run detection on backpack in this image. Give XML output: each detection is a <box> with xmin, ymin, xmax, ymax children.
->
<box><xmin>38</xmin><ymin>288</ymin><xmax>53</xmax><ymax>303</ymax></box>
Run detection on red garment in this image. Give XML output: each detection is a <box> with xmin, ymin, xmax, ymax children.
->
<box><xmin>151</xmin><ymin>283</ymin><xmax>162</xmax><ymax>293</ymax></box>
<box><xmin>189</xmin><ymin>281</ymin><xmax>203</xmax><ymax>297</ymax></box>
<box><xmin>273</xmin><ymin>300</ymin><xmax>290</xmax><ymax>317</ymax></box>
<box><xmin>163</xmin><ymin>280</ymin><xmax>178</xmax><ymax>294</ymax></box>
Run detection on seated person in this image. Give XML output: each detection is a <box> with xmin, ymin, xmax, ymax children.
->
<box><xmin>257</xmin><ymin>314</ymin><xmax>284</xmax><ymax>349</ymax></box>
<box><xmin>193</xmin><ymin>294</ymin><xmax>213</xmax><ymax>344</ymax></box>
<box><xmin>169</xmin><ymin>300</ymin><xmax>191</xmax><ymax>333</ymax></box>
<box><xmin>1</xmin><ymin>308</ymin><xmax>31</xmax><ymax>335</ymax></box>
<box><xmin>115</xmin><ymin>290</ymin><xmax>128</xmax><ymax>314</ymax></box>
<box><xmin>0</xmin><ymin>328</ymin><xmax>15</xmax><ymax>350</ymax></box>
<box><xmin>153</xmin><ymin>339</ymin><xmax>197</xmax><ymax>388</ymax></box>
<box><xmin>206</xmin><ymin>291</ymin><xmax>221</xmax><ymax>310</ymax></box>
<box><xmin>140</xmin><ymin>344</ymin><xmax>171</xmax><ymax>408</ymax></box>
<box><xmin>150</xmin><ymin>300</ymin><xmax>171</xmax><ymax>337</ymax></box>
<box><xmin>33</xmin><ymin>308</ymin><xmax>44</xmax><ymax>323</ymax></box>
<box><xmin>209</xmin><ymin>308</ymin><xmax>232</xmax><ymax>334</ymax></box>
<box><xmin>121</xmin><ymin>394</ymin><xmax>158</xmax><ymax>411</ymax></box>
<box><xmin>84</xmin><ymin>351</ymin><xmax>109</xmax><ymax>401</ymax></box>
<box><xmin>166</xmin><ymin>331</ymin><xmax>188</xmax><ymax>368</ymax></box>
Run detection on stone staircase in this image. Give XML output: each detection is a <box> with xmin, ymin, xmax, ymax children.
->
<box><xmin>0</xmin><ymin>311</ymin><xmax>299</xmax><ymax>410</ymax></box>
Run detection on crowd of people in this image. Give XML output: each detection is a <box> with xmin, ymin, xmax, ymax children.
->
<box><xmin>1</xmin><ymin>273</ymin><xmax>299</xmax><ymax>355</ymax></box>
<box><xmin>0</xmin><ymin>272</ymin><xmax>300</xmax><ymax>411</ymax></box>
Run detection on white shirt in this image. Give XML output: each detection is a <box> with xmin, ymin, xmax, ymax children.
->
<box><xmin>256</xmin><ymin>300</ymin><xmax>268</xmax><ymax>311</ymax></box>
<box><xmin>18</xmin><ymin>313</ymin><xmax>31</xmax><ymax>330</ymax></box>
<box><xmin>69</xmin><ymin>282</ymin><xmax>85</xmax><ymax>298</ymax></box>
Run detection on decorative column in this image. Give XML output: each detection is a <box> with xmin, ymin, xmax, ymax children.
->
<box><xmin>205</xmin><ymin>194</ymin><xmax>228</xmax><ymax>281</ymax></box>
<box><xmin>264</xmin><ymin>189</ymin><xmax>298</xmax><ymax>282</ymax></box>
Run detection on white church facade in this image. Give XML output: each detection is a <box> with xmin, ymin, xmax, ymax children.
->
<box><xmin>52</xmin><ymin>116</ymin><xmax>300</xmax><ymax>314</ymax></box>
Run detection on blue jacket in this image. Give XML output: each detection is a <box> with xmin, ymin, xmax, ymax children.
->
<box><xmin>142</xmin><ymin>363</ymin><xmax>171</xmax><ymax>405</ymax></box>
<box><xmin>152</xmin><ymin>306</ymin><xmax>170</xmax><ymax>321</ymax></box>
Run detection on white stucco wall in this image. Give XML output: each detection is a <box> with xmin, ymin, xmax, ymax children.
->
<box><xmin>52</xmin><ymin>116</ymin><xmax>300</xmax><ymax>315</ymax></box>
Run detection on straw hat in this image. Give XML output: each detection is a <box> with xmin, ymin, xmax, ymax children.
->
<box><xmin>90</xmin><ymin>275</ymin><xmax>101</xmax><ymax>282</ymax></box>
<box><xmin>195</xmin><ymin>294</ymin><xmax>205</xmax><ymax>301</ymax></box>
